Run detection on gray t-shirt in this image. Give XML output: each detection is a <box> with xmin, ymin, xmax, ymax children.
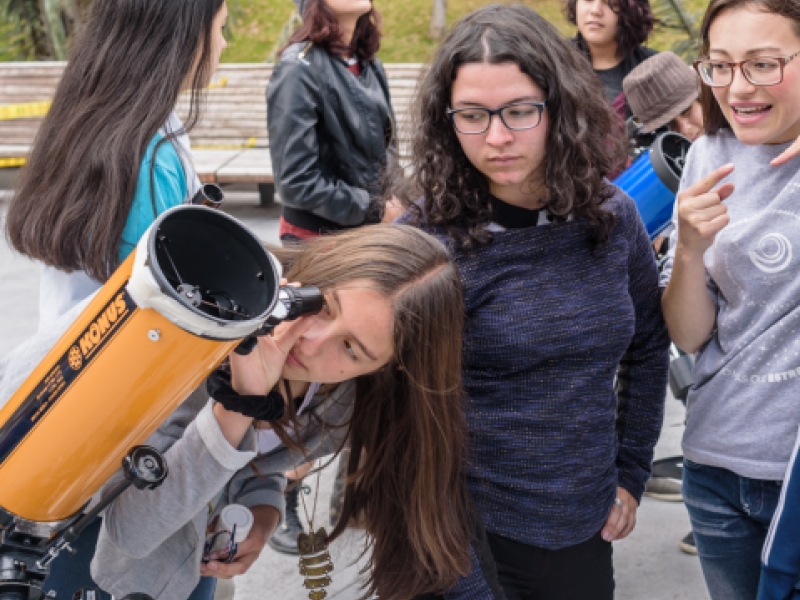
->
<box><xmin>661</xmin><ymin>130</ymin><xmax>800</xmax><ymax>480</ymax></box>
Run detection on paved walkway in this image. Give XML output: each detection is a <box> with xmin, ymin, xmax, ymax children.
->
<box><xmin>0</xmin><ymin>191</ymin><xmax>709</xmax><ymax>600</ymax></box>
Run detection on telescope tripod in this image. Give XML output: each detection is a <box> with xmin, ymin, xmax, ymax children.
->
<box><xmin>0</xmin><ymin>446</ymin><xmax>167</xmax><ymax>600</ymax></box>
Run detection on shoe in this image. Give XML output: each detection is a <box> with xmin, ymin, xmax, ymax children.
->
<box><xmin>679</xmin><ymin>531</ymin><xmax>698</xmax><ymax>555</ymax></box>
<box><xmin>268</xmin><ymin>483</ymin><xmax>306</xmax><ymax>555</ymax></box>
<box><xmin>644</xmin><ymin>476</ymin><xmax>683</xmax><ymax>502</ymax></box>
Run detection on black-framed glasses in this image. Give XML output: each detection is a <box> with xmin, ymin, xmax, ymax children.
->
<box><xmin>694</xmin><ymin>51</ymin><xmax>800</xmax><ymax>87</ymax></box>
<box><xmin>446</xmin><ymin>102</ymin><xmax>546</xmax><ymax>135</ymax></box>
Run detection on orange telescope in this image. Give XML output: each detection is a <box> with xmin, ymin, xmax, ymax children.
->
<box><xmin>0</xmin><ymin>205</ymin><xmax>286</xmax><ymax>525</ymax></box>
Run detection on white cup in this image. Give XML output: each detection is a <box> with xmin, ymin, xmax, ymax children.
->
<box><xmin>208</xmin><ymin>504</ymin><xmax>254</xmax><ymax>554</ymax></box>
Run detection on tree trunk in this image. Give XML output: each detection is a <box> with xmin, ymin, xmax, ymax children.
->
<box><xmin>430</xmin><ymin>0</ymin><xmax>446</xmax><ymax>40</ymax></box>
<box><xmin>39</xmin><ymin>0</ymin><xmax>67</xmax><ymax>59</ymax></box>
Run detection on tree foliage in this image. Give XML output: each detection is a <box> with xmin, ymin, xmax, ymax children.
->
<box><xmin>0</xmin><ymin>0</ymin><xmax>240</xmax><ymax>61</ymax></box>
<box><xmin>652</xmin><ymin>0</ymin><xmax>702</xmax><ymax>62</ymax></box>
<box><xmin>0</xmin><ymin>0</ymin><xmax>90</xmax><ymax>59</ymax></box>
<box><xmin>0</xmin><ymin>0</ymin><xmax>44</xmax><ymax>59</ymax></box>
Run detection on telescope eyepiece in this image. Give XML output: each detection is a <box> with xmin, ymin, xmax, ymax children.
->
<box><xmin>278</xmin><ymin>286</ymin><xmax>325</xmax><ymax>321</ymax></box>
<box><xmin>233</xmin><ymin>286</ymin><xmax>324</xmax><ymax>355</ymax></box>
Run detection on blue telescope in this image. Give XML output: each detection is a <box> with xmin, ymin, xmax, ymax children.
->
<box><xmin>613</xmin><ymin>131</ymin><xmax>691</xmax><ymax>240</ymax></box>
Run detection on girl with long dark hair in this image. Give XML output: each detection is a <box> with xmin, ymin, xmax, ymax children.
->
<box><xmin>402</xmin><ymin>5</ymin><xmax>669</xmax><ymax>598</ymax></box>
<box><xmin>565</xmin><ymin>0</ymin><xmax>656</xmax><ymax>117</ymax></box>
<box><xmin>267</xmin><ymin>0</ymin><xmax>397</xmax><ymax>242</ymax></box>
<box><xmin>4</xmin><ymin>0</ymin><xmax>227</xmax><ymax>597</ymax></box>
<box><xmin>88</xmin><ymin>224</ymin><xmax>473</xmax><ymax>600</ymax></box>
<box><xmin>6</xmin><ymin>0</ymin><xmax>227</xmax><ymax>328</ymax></box>
<box><xmin>660</xmin><ymin>0</ymin><xmax>800</xmax><ymax>597</ymax></box>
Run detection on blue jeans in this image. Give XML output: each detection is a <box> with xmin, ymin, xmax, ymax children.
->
<box><xmin>44</xmin><ymin>517</ymin><xmax>113</xmax><ymax>600</ymax></box>
<box><xmin>683</xmin><ymin>459</ymin><xmax>796</xmax><ymax>600</ymax></box>
<box><xmin>44</xmin><ymin>516</ymin><xmax>216</xmax><ymax>600</ymax></box>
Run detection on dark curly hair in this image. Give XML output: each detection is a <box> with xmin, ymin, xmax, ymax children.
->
<box><xmin>406</xmin><ymin>4</ymin><xmax>626</xmax><ymax>252</ymax></box>
<box><xmin>282</xmin><ymin>0</ymin><xmax>381</xmax><ymax>61</ymax></box>
<box><xmin>565</xmin><ymin>0</ymin><xmax>655</xmax><ymax>60</ymax></box>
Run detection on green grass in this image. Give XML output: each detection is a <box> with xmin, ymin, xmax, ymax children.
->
<box><xmin>222</xmin><ymin>0</ymin><xmax>295</xmax><ymax>62</ymax></box>
<box><xmin>222</xmin><ymin>0</ymin><xmax>710</xmax><ymax>64</ymax></box>
<box><xmin>1</xmin><ymin>0</ymin><xmax>710</xmax><ymax>63</ymax></box>
<box><xmin>221</xmin><ymin>0</ymin><xmax>580</xmax><ymax>63</ymax></box>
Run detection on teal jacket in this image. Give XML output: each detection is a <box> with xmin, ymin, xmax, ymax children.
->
<box><xmin>119</xmin><ymin>134</ymin><xmax>187</xmax><ymax>261</ymax></box>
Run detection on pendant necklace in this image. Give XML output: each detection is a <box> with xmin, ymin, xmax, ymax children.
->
<box><xmin>293</xmin><ymin>389</ymin><xmax>334</xmax><ymax>600</ymax></box>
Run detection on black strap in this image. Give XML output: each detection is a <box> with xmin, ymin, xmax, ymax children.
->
<box><xmin>206</xmin><ymin>363</ymin><xmax>285</xmax><ymax>421</ymax></box>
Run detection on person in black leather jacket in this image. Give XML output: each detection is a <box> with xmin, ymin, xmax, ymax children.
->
<box><xmin>267</xmin><ymin>0</ymin><xmax>396</xmax><ymax>242</ymax></box>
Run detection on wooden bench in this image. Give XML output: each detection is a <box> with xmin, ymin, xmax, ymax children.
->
<box><xmin>0</xmin><ymin>62</ymin><xmax>422</xmax><ymax>206</ymax></box>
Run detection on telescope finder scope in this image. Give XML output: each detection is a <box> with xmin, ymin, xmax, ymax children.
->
<box><xmin>190</xmin><ymin>183</ymin><xmax>225</xmax><ymax>209</ymax></box>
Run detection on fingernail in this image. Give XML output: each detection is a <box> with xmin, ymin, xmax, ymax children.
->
<box><xmin>602</xmin><ymin>532</ymin><xmax>611</xmax><ymax>542</ymax></box>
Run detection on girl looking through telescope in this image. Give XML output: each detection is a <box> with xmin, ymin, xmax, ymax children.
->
<box><xmin>89</xmin><ymin>224</ymin><xmax>473</xmax><ymax>600</ymax></box>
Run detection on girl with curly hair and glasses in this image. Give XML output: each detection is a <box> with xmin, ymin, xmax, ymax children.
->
<box><xmin>400</xmin><ymin>5</ymin><xmax>670</xmax><ymax>599</ymax></box>
<box><xmin>565</xmin><ymin>0</ymin><xmax>656</xmax><ymax>118</ymax></box>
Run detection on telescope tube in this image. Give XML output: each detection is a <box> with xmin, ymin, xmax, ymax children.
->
<box><xmin>0</xmin><ymin>206</ymin><xmax>282</xmax><ymax>523</ymax></box>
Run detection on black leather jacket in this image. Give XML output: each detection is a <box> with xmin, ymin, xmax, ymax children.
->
<box><xmin>267</xmin><ymin>42</ymin><xmax>395</xmax><ymax>233</ymax></box>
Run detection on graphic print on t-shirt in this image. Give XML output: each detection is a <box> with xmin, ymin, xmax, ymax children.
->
<box><xmin>711</xmin><ymin>201</ymin><xmax>800</xmax><ymax>385</ymax></box>
<box><xmin>749</xmin><ymin>233</ymin><xmax>793</xmax><ymax>274</ymax></box>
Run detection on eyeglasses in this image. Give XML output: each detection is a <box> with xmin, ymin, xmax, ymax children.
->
<box><xmin>202</xmin><ymin>524</ymin><xmax>239</xmax><ymax>564</ymax></box>
<box><xmin>446</xmin><ymin>102</ymin><xmax>546</xmax><ymax>135</ymax></box>
<box><xmin>693</xmin><ymin>51</ymin><xmax>800</xmax><ymax>87</ymax></box>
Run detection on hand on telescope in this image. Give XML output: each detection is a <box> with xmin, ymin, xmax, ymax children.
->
<box><xmin>200</xmin><ymin>505</ymin><xmax>280</xmax><ymax>578</ymax></box>
<box><xmin>675</xmin><ymin>163</ymin><xmax>735</xmax><ymax>257</ymax></box>
<box><xmin>229</xmin><ymin>308</ymin><xmax>313</xmax><ymax>397</ymax></box>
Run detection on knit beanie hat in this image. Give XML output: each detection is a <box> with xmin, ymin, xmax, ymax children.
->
<box><xmin>623</xmin><ymin>51</ymin><xmax>701</xmax><ymax>133</ymax></box>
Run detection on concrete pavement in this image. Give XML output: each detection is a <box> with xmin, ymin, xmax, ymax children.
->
<box><xmin>0</xmin><ymin>190</ymin><xmax>709</xmax><ymax>599</ymax></box>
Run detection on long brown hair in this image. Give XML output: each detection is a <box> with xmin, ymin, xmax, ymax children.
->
<box><xmin>271</xmin><ymin>224</ymin><xmax>471</xmax><ymax>599</ymax></box>
<box><xmin>406</xmin><ymin>4</ymin><xmax>625</xmax><ymax>252</ymax></box>
<box><xmin>5</xmin><ymin>0</ymin><xmax>224</xmax><ymax>282</ymax></box>
<box><xmin>698</xmin><ymin>0</ymin><xmax>800</xmax><ymax>135</ymax></box>
<box><xmin>281</xmin><ymin>0</ymin><xmax>381</xmax><ymax>60</ymax></box>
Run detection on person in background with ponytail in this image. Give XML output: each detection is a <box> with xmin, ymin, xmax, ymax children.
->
<box><xmin>4</xmin><ymin>0</ymin><xmax>228</xmax><ymax>596</ymax></box>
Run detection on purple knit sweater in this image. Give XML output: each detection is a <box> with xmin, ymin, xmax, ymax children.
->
<box><xmin>414</xmin><ymin>187</ymin><xmax>669</xmax><ymax>598</ymax></box>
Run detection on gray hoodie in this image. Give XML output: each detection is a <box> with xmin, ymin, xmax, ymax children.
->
<box><xmin>0</xmin><ymin>297</ymin><xmax>354</xmax><ymax>600</ymax></box>
<box><xmin>91</xmin><ymin>380</ymin><xmax>353</xmax><ymax>600</ymax></box>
